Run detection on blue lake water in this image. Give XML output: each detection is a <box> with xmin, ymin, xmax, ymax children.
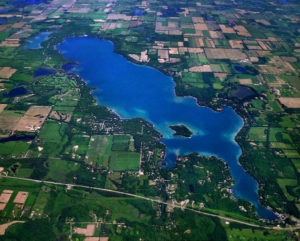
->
<box><xmin>24</xmin><ymin>32</ymin><xmax>52</xmax><ymax>49</ymax></box>
<box><xmin>234</xmin><ymin>65</ymin><xmax>247</xmax><ymax>73</ymax></box>
<box><xmin>12</xmin><ymin>0</ymin><xmax>45</xmax><ymax>6</ymax></box>
<box><xmin>57</xmin><ymin>37</ymin><xmax>278</xmax><ymax>220</ymax></box>
<box><xmin>34</xmin><ymin>68</ymin><xmax>55</xmax><ymax>77</ymax></box>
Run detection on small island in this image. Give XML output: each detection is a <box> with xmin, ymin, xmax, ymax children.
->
<box><xmin>169</xmin><ymin>124</ymin><xmax>193</xmax><ymax>138</ymax></box>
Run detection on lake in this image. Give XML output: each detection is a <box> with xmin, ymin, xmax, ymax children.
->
<box><xmin>57</xmin><ymin>37</ymin><xmax>278</xmax><ymax>220</ymax></box>
<box><xmin>24</xmin><ymin>32</ymin><xmax>52</xmax><ymax>49</ymax></box>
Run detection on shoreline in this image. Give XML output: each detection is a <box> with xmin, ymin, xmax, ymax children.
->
<box><xmin>57</xmin><ymin>36</ymin><xmax>278</xmax><ymax>220</ymax></box>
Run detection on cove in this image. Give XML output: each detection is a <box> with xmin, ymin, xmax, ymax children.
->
<box><xmin>57</xmin><ymin>37</ymin><xmax>277</xmax><ymax>220</ymax></box>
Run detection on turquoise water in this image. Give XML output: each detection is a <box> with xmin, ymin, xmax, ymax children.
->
<box><xmin>24</xmin><ymin>32</ymin><xmax>52</xmax><ymax>49</ymax></box>
<box><xmin>57</xmin><ymin>37</ymin><xmax>278</xmax><ymax>220</ymax></box>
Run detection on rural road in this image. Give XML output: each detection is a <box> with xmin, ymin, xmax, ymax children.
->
<box><xmin>1</xmin><ymin>175</ymin><xmax>299</xmax><ymax>231</ymax></box>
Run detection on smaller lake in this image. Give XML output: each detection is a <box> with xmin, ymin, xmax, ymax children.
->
<box><xmin>6</xmin><ymin>87</ymin><xmax>27</xmax><ymax>97</ymax></box>
<box><xmin>34</xmin><ymin>68</ymin><xmax>55</xmax><ymax>77</ymax></box>
<box><xmin>12</xmin><ymin>0</ymin><xmax>45</xmax><ymax>6</ymax></box>
<box><xmin>24</xmin><ymin>32</ymin><xmax>52</xmax><ymax>49</ymax></box>
<box><xmin>234</xmin><ymin>65</ymin><xmax>247</xmax><ymax>73</ymax></box>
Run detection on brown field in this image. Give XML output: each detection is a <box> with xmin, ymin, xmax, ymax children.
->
<box><xmin>158</xmin><ymin>49</ymin><xmax>169</xmax><ymax>59</ymax></box>
<box><xmin>219</xmin><ymin>24</ymin><xmax>235</xmax><ymax>34</ymax></box>
<box><xmin>84</xmin><ymin>238</ymin><xmax>109</xmax><ymax>241</ymax></box>
<box><xmin>49</xmin><ymin>111</ymin><xmax>72</xmax><ymax>122</ymax></box>
<box><xmin>247</xmin><ymin>45</ymin><xmax>262</xmax><ymax>50</ymax></box>
<box><xmin>68</xmin><ymin>8</ymin><xmax>90</xmax><ymax>13</ymax></box>
<box><xmin>107</xmin><ymin>14</ymin><xmax>131</xmax><ymax>21</ymax></box>
<box><xmin>279</xmin><ymin>98</ymin><xmax>300</xmax><ymax>109</ymax></box>
<box><xmin>209</xmin><ymin>31</ymin><xmax>223</xmax><ymax>39</ymax></box>
<box><xmin>14</xmin><ymin>106</ymin><xmax>51</xmax><ymax>132</ymax></box>
<box><xmin>0</xmin><ymin>67</ymin><xmax>17</xmax><ymax>79</ymax></box>
<box><xmin>189</xmin><ymin>65</ymin><xmax>212</xmax><ymax>72</ymax></box>
<box><xmin>214</xmin><ymin>73</ymin><xmax>227</xmax><ymax>79</ymax></box>
<box><xmin>229</xmin><ymin>40</ymin><xmax>244</xmax><ymax>49</ymax></box>
<box><xmin>13</xmin><ymin>191</ymin><xmax>29</xmax><ymax>204</ymax></box>
<box><xmin>0</xmin><ymin>38</ymin><xmax>20</xmax><ymax>47</ymax></box>
<box><xmin>194</xmin><ymin>23</ymin><xmax>208</xmax><ymax>31</ymax></box>
<box><xmin>74</xmin><ymin>224</ymin><xmax>95</xmax><ymax>236</ymax></box>
<box><xmin>257</xmin><ymin>41</ymin><xmax>271</xmax><ymax>50</ymax></box>
<box><xmin>188</xmin><ymin>47</ymin><xmax>203</xmax><ymax>53</ymax></box>
<box><xmin>0</xmin><ymin>104</ymin><xmax>6</xmax><ymax>113</ymax></box>
<box><xmin>239</xmin><ymin>79</ymin><xmax>253</xmax><ymax>85</ymax></box>
<box><xmin>169</xmin><ymin>47</ymin><xmax>179</xmax><ymax>55</ymax></box>
<box><xmin>12</xmin><ymin>22</ymin><xmax>26</xmax><ymax>28</ymax></box>
<box><xmin>0</xmin><ymin>114</ymin><xmax>21</xmax><ymax>133</ymax></box>
<box><xmin>192</xmin><ymin>17</ymin><xmax>204</xmax><ymax>23</ymax></box>
<box><xmin>234</xmin><ymin>25</ymin><xmax>251</xmax><ymax>37</ymax></box>
<box><xmin>0</xmin><ymin>221</ymin><xmax>24</xmax><ymax>235</ymax></box>
<box><xmin>204</xmin><ymin>48</ymin><xmax>247</xmax><ymax>60</ymax></box>
<box><xmin>255</xmin><ymin>19</ymin><xmax>271</xmax><ymax>26</ymax></box>
<box><xmin>0</xmin><ymin>190</ymin><xmax>13</xmax><ymax>210</ymax></box>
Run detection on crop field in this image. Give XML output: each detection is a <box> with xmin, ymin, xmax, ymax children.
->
<box><xmin>277</xmin><ymin>178</ymin><xmax>297</xmax><ymax>201</ymax></box>
<box><xmin>0</xmin><ymin>110</ymin><xmax>23</xmax><ymax>134</ymax></box>
<box><xmin>0</xmin><ymin>141</ymin><xmax>29</xmax><ymax>156</ymax></box>
<box><xmin>0</xmin><ymin>67</ymin><xmax>17</xmax><ymax>79</ymax></box>
<box><xmin>14</xmin><ymin>106</ymin><xmax>52</xmax><ymax>132</ymax></box>
<box><xmin>86</xmin><ymin>135</ymin><xmax>113</xmax><ymax>167</ymax></box>
<box><xmin>111</xmin><ymin>135</ymin><xmax>130</xmax><ymax>151</ymax></box>
<box><xmin>269</xmin><ymin>128</ymin><xmax>292</xmax><ymax>143</ymax></box>
<box><xmin>109</xmin><ymin>151</ymin><xmax>140</xmax><ymax>171</ymax></box>
<box><xmin>247</xmin><ymin>127</ymin><xmax>267</xmax><ymax>142</ymax></box>
<box><xmin>46</xmin><ymin>158</ymin><xmax>80</xmax><ymax>182</ymax></box>
<box><xmin>38</xmin><ymin>120</ymin><xmax>68</xmax><ymax>155</ymax></box>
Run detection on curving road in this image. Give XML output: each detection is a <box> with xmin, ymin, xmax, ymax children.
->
<box><xmin>0</xmin><ymin>175</ymin><xmax>299</xmax><ymax>231</ymax></box>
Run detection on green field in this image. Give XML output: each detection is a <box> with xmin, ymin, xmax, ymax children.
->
<box><xmin>0</xmin><ymin>141</ymin><xmax>29</xmax><ymax>156</ymax></box>
<box><xmin>111</xmin><ymin>135</ymin><xmax>131</xmax><ymax>151</ymax></box>
<box><xmin>38</xmin><ymin>121</ymin><xmax>68</xmax><ymax>155</ymax></box>
<box><xmin>269</xmin><ymin>128</ymin><xmax>292</xmax><ymax>143</ymax></box>
<box><xmin>277</xmin><ymin>178</ymin><xmax>297</xmax><ymax>201</ymax></box>
<box><xmin>109</xmin><ymin>151</ymin><xmax>140</xmax><ymax>171</ymax></box>
<box><xmin>247</xmin><ymin>127</ymin><xmax>267</xmax><ymax>141</ymax></box>
<box><xmin>46</xmin><ymin>159</ymin><xmax>80</xmax><ymax>182</ymax></box>
<box><xmin>86</xmin><ymin>135</ymin><xmax>113</xmax><ymax>167</ymax></box>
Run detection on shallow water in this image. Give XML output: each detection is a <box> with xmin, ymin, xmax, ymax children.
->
<box><xmin>57</xmin><ymin>37</ymin><xmax>278</xmax><ymax>220</ymax></box>
<box><xmin>24</xmin><ymin>32</ymin><xmax>52</xmax><ymax>49</ymax></box>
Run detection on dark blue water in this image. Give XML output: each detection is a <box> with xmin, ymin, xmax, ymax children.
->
<box><xmin>12</xmin><ymin>0</ymin><xmax>45</xmax><ymax>6</ymax></box>
<box><xmin>34</xmin><ymin>68</ymin><xmax>55</xmax><ymax>77</ymax></box>
<box><xmin>24</xmin><ymin>32</ymin><xmax>52</xmax><ymax>49</ymax></box>
<box><xmin>234</xmin><ymin>65</ymin><xmax>247</xmax><ymax>73</ymax></box>
<box><xmin>57</xmin><ymin>37</ymin><xmax>278</xmax><ymax>220</ymax></box>
<box><xmin>134</xmin><ymin>8</ymin><xmax>143</xmax><ymax>16</ymax></box>
<box><xmin>62</xmin><ymin>62</ymin><xmax>78</xmax><ymax>72</ymax></box>
<box><xmin>0</xmin><ymin>18</ymin><xmax>6</xmax><ymax>24</ymax></box>
<box><xmin>6</xmin><ymin>87</ymin><xmax>27</xmax><ymax>97</ymax></box>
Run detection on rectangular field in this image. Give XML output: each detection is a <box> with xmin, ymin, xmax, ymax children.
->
<box><xmin>111</xmin><ymin>135</ymin><xmax>130</xmax><ymax>151</ymax></box>
<box><xmin>86</xmin><ymin>135</ymin><xmax>113</xmax><ymax>167</ymax></box>
<box><xmin>109</xmin><ymin>151</ymin><xmax>140</xmax><ymax>171</ymax></box>
<box><xmin>247</xmin><ymin>127</ymin><xmax>267</xmax><ymax>141</ymax></box>
<box><xmin>14</xmin><ymin>106</ymin><xmax>51</xmax><ymax>132</ymax></box>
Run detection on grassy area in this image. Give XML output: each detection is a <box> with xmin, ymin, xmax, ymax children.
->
<box><xmin>277</xmin><ymin>178</ymin><xmax>297</xmax><ymax>201</ymax></box>
<box><xmin>226</xmin><ymin>228</ymin><xmax>293</xmax><ymax>241</ymax></box>
<box><xmin>247</xmin><ymin>127</ymin><xmax>267</xmax><ymax>142</ymax></box>
<box><xmin>109</xmin><ymin>151</ymin><xmax>140</xmax><ymax>171</ymax></box>
<box><xmin>0</xmin><ymin>141</ymin><xmax>30</xmax><ymax>156</ymax></box>
<box><xmin>86</xmin><ymin>135</ymin><xmax>113</xmax><ymax>167</ymax></box>
<box><xmin>111</xmin><ymin>135</ymin><xmax>131</xmax><ymax>151</ymax></box>
<box><xmin>45</xmin><ymin>158</ymin><xmax>79</xmax><ymax>183</ymax></box>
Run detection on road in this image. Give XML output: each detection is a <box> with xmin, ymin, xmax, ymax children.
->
<box><xmin>1</xmin><ymin>175</ymin><xmax>299</xmax><ymax>231</ymax></box>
